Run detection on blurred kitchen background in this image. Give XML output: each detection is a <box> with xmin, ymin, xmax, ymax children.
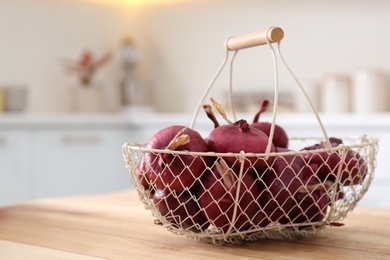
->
<box><xmin>0</xmin><ymin>0</ymin><xmax>390</xmax><ymax>113</ymax></box>
<box><xmin>1</xmin><ymin>0</ymin><xmax>389</xmax><ymax>207</ymax></box>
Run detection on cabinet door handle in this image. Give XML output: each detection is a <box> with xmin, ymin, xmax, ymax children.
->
<box><xmin>61</xmin><ymin>135</ymin><xmax>101</xmax><ymax>144</ymax></box>
<box><xmin>0</xmin><ymin>136</ymin><xmax>6</xmax><ymax>145</ymax></box>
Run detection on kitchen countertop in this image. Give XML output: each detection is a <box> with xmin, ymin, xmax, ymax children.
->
<box><xmin>0</xmin><ymin>190</ymin><xmax>389</xmax><ymax>259</ymax></box>
<box><xmin>1</xmin><ymin>111</ymin><xmax>390</xmax><ymax>129</ymax></box>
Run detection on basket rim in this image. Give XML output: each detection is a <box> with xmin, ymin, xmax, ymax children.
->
<box><xmin>123</xmin><ymin>135</ymin><xmax>378</xmax><ymax>158</ymax></box>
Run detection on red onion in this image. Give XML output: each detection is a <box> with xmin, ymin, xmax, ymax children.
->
<box><xmin>153</xmin><ymin>189</ymin><xmax>209</xmax><ymax>232</ymax></box>
<box><xmin>136</xmin><ymin>155</ymin><xmax>153</xmax><ymax>193</ymax></box>
<box><xmin>291</xmin><ymin>192</ymin><xmax>329</xmax><ymax>224</ymax></box>
<box><xmin>139</xmin><ymin>125</ymin><xmax>209</xmax><ymax>192</ymax></box>
<box><xmin>198</xmin><ymin>159</ymin><xmax>268</xmax><ymax>232</ymax></box>
<box><xmin>251</xmin><ymin>100</ymin><xmax>289</xmax><ymax>148</ymax></box>
<box><xmin>259</xmin><ymin>148</ymin><xmax>327</xmax><ymax>223</ymax></box>
<box><xmin>207</xmin><ymin>119</ymin><xmax>275</xmax><ymax>169</ymax></box>
<box><xmin>301</xmin><ymin>137</ymin><xmax>367</xmax><ymax>185</ymax></box>
<box><xmin>280</xmin><ymin>170</ymin><xmax>330</xmax><ymax>224</ymax></box>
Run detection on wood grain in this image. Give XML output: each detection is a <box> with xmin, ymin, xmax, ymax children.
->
<box><xmin>0</xmin><ymin>191</ymin><xmax>389</xmax><ymax>260</ymax></box>
<box><xmin>225</xmin><ymin>27</ymin><xmax>284</xmax><ymax>50</ymax></box>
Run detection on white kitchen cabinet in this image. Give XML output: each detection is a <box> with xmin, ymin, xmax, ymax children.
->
<box><xmin>30</xmin><ymin>129</ymin><xmax>132</xmax><ymax>199</ymax></box>
<box><xmin>0</xmin><ymin>131</ymin><xmax>30</xmax><ymax>205</ymax></box>
<box><xmin>0</xmin><ymin>114</ymin><xmax>145</xmax><ymax>205</ymax></box>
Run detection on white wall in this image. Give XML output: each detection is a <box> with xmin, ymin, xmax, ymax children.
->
<box><xmin>0</xmin><ymin>0</ymin><xmax>134</xmax><ymax>112</ymax></box>
<box><xmin>1</xmin><ymin>0</ymin><xmax>389</xmax><ymax>113</ymax></box>
<box><xmin>132</xmin><ymin>0</ymin><xmax>390</xmax><ymax>112</ymax></box>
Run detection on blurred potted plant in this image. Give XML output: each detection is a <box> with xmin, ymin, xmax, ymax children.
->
<box><xmin>62</xmin><ymin>49</ymin><xmax>112</xmax><ymax>112</ymax></box>
<box><xmin>63</xmin><ymin>49</ymin><xmax>112</xmax><ymax>87</ymax></box>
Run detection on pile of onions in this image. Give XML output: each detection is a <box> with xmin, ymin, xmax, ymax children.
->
<box><xmin>301</xmin><ymin>137</ymin><xmax>368</xmax><ymax>186</ymax></box>
<box><xmin>135</xmin><ymin>98</ymin><xmax>368</xmax><ymax>234</ymax></box>
<box><xmin>259</xmin><ymin>147</ymin><xmax>329</xmax><ymax>224</ymax></box>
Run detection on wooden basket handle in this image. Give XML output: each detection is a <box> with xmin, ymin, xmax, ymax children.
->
<box><xmin>225</xmin><ymin>27</ymin><xmax>284</xmax><ymax>51</ymax></box>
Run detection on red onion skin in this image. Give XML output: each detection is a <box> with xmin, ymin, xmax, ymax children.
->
<box><xmin>198</xmin><ymin>165</ymin><xmax>267</xmax><ymax>232</ymax></box>
<box><xmin>153</xmin><ymin>189</ymin><xmax>209</xmax><ymax>232</ymax></box>
<box><xmin>206</xmin><ymin>119</ymin><xmax>275</xmax><ymax>169</ymax></box>
<box><xmin>260</xmin><ymin>147</ymin><xmax>330</xmax><ymax>224</ymax></box>
<box><xmin>281</xmin><ymin>192</ymin><xmax>329</xmax><ymax>224</ymax></box>
<box><xmin>136</xmin><ymin>156</ymin><xmax>152</xmax><ymax>192</ymax></box>
<box><xmin>140</xmin><ymin>125</ymin><xmax>209</xmax><ymax>192</ymax></box>
<box><xmin>259</xmin><ymin>148</ymin><xmax>325</xmax><ymax>223</ymax></box>
<box><xmin>301</xmin><ymin>138</ymin><xmax>367</xmax><ymax>185</ymax></box>
<box><xmin>251</xmin><ymin>100</ymin><xmax>289</xmax><ymax>148</ymax></box>
<box><xmin>251</xmin><ymin>122</ymin><xmax>289</xmax><ymax>149</ymax></box>
<box><xmin>280</xmin><ymin>172</ymin><xmax>330</xmax><ymax>224</ymax></box>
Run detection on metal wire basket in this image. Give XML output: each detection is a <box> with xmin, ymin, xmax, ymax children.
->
<box><xmin>123</xmin><ymin>135</ymin><xmax>378</xmax><ymax>244</ymax></box>
<box><xmin>122</xmin><ymin>27</ymin><xmax>379</xmax><ymax>244</ymax></box>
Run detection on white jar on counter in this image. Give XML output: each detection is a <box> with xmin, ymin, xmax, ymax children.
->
<box><xmin>294</xmin><ymin>79</ymin><xmax>320</xmax><ymax>113</ymax></box>
<box><xmin>352</xmin><ymin>68</ymin><xmax>389</xmax><ymax>113</ymax></box>
<box><xmin>321</xmin><ymin>73</ymin><xmax>351</xmax><ymax>113</ymax></box>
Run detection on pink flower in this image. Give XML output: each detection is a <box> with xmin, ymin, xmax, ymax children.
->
<box><xmin>63</xmin><ymin>49</ymin><xmax>112</xmax><ymax>86</ymax></box>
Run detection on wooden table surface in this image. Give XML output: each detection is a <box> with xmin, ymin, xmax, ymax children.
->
<box><xmin>0</xmin><ymin>190</ymin><xmax>389</xmax><ymax>260</ymax></box>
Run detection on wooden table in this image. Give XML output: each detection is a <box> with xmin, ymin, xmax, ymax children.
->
<box><xmin>0</xmin><ymin>190</ymin><xmax>389</xmax><ymax>260</ymax></box>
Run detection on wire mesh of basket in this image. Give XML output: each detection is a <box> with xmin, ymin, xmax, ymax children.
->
<box><xmin>123</xmin><ymin>135</ymin><xmax>378</xmax><ymax>244</ymax></box>
<box><xmin>122</xmin><ymin>27</ymin><xmax>379</xmax><ymax>244</ymax></box>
